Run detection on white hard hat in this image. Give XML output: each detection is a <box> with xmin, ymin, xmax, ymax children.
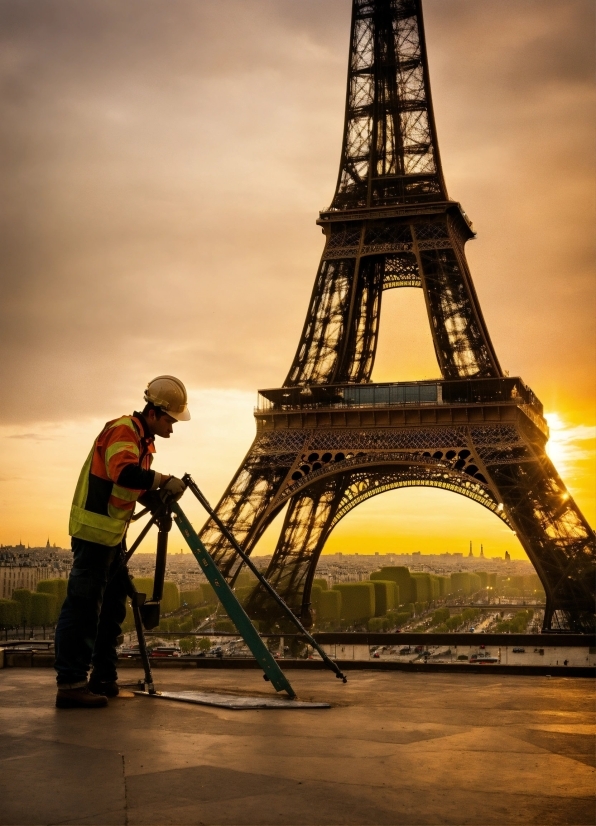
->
<box><xmin>144</xmin><ymin>375</ymin><xmax>191</xmax><ymax>421</ymax></box>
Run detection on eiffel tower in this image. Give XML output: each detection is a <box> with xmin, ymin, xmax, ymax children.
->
<box><xmin>200</xmin><ymin>0</ymin><xmax>595</xmax><ymax>632</ymax></box>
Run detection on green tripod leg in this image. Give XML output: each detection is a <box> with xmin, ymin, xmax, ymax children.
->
<box><xmin>181</xmin><ymin>473</ymin><xmax>347</xmax><ymax>684</ymax></box>
<box><xmin>172</xmin><ymin>502</ymin><xmax>297</xmax><ymax>700</ymax></box>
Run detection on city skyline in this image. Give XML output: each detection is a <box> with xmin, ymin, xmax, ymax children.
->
<box><xmin>0</xmin><ymin>539</ymin><xmax>514</xmax><ymax>559</ymax></box>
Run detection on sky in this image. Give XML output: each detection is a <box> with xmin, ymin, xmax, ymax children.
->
<box><xmin>0</xmin><ymin>0</ymin><xmax>594</xmax><ymax>560</ymax></box>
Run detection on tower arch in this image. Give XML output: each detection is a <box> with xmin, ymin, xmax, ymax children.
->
<box><xmin>200</xmin><ymin>0</ymin><xmax>595</xmax><ymax>632</ymax></box>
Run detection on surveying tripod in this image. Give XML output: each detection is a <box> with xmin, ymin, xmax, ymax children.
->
<box><xmin>122</xmin><ymin>474</ymin><xmax>347</xmax><ymax>701</ymax></box>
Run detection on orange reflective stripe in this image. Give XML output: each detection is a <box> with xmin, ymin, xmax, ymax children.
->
<box><xmin>111</xmin><ymin>483</ymin><xmax>139</xmax><ymax>503</ymax></box>
<box><xmin>106</xmin><ymin>441</ymin><xmax>139</xmax><ymax>464</ymax></box>
<box><xmin>105</xmin><ymin>446</ymin><xmax>141</xmax><ymax>482</ymax></box>
<box><xmin>102</xmin><ymin>421</ymin><xmax>141</xmax><ymax>482</ymax></box>
<box><xmin>69</xmin><ymin>413</ymin><xmax>155</xmax><ymax>546</ymax></box>
<box><xmin>108</xmin><ymin>502</ymin><xmax>135</xmax><ymax>521</ymax></box>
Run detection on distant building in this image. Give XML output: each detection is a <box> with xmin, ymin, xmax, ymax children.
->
<box><xmin>0</xmin><ymin>563</ymin><xmax>54</xmax><ymax>598</ymax></box>
<box><xmin>0</xmin><ymin>544</ymin><xmax>71</xmax><ymax>599</ymax></box>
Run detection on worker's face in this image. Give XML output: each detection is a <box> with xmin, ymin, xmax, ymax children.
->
<box><xmin>146</xmin><ymin>410</ymin><xmax>176</xmax><ymax>439</ymax></box>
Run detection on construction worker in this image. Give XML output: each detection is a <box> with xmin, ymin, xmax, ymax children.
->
<box><xmin>54</xmin><ymin>376</ymin><xmax>190</xmax><ymax>708</ymax></box>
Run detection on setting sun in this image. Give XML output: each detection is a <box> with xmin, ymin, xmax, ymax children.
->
<box><xmin>544</xmin><ymin>412</ymin><xmax>596</xmax><ymax>485</ymax></box>
<box><xmin>544</xmin><ymin>412</ymin><xmax>567</xmax><ymax>470</ymax></box>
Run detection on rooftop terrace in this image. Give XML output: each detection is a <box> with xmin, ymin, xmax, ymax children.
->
<box><xmin>1</xmin><ymin>668</ymin><xmax>593</xmax><ymax>825</ymax></box>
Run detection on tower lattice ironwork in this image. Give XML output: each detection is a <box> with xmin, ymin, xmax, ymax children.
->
<box><xmin>198</xmin><ymin>0</ymin><xmax>595</xmax><ymax>632</ymax></box>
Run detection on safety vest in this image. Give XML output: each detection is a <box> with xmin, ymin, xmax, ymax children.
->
<box><xmin>69</xmin><ymin>414</ymin><xmax>155</xmax><ymax>546</ymax></box>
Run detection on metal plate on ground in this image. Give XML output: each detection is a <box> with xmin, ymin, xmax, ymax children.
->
<box><xmin>134</xmin><ymin>690</ymin><xmax>330</xmax><ymax>709</ymax></box>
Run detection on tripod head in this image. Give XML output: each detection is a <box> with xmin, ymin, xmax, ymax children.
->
<box><xmin>137</xmin><ymin>485</ymin><xmax>183</xmax><ymax>518</ymax></box>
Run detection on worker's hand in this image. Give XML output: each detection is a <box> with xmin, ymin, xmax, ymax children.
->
<box><xmin>160</xmin><ymin>475</ymin><xmax>186</xmax><ymax>502</ymax></box>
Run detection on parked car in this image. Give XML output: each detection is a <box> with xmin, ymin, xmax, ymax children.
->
<box><xmin>119</xmin><ymin>646</ymin><xmax>141</xmax><ymax>658</ymax></box>
<box><xmin>470</xmin><ymin>653</ymin><xmax>499</xmax><ymax>664</ymax></box>
<box><xmin>149</xmin><ymin>646</ymin><xmax>181</xmax><ymax>658</ymax></box>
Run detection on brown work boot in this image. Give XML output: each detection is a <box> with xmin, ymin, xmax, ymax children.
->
<box><xmin>88</xmin><ymin>673</ymin><xmax>120</xmax><ymax>698</ymax></box>
<box><xmin>56</xmin><ymin>682</ymin><xmax>108</xmax><ymax>709</ymax></box>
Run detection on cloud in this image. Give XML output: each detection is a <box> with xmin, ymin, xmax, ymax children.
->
<box><xmin>8</xmin><ymin>433</ymin><xmax>55</xmax><ymax>440</ymax></box>
<box><xmin>0</xmin><ymin>0</ymin><xmax>594</xmax><ymax>427</ymax></box>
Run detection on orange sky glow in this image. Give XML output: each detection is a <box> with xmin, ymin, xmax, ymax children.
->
<box><xmin>0</xmin><ymin>0</ymin><xmax>594</xmax><ymax>561</ymax></box>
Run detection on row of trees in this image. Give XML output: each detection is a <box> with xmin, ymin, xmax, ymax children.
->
<box><xmin>0</xmin><ymin>574</ymin><xmax>210</xmax><ymax>638</ymax></box>
<box><xmin>117</xmin><ymin>568</ymin><xmax>541</xmax><ymax>641</ymax></box>
<box><xmin>499</xmin><ymin>576</ymin><xmax>545</xmax><ymax>600</ymax></box>
<box><xmin>494</xmin><ymin>609</ymin><xmax>534</xmax><ymax>633</ymax></box>
<box><xmin>370</xmin><ymin>567</ymin><xmax>496</xmax><ymax>603</ymax></box>
<box><xmin>369</xmin><ymin>568</ymin><xmax>545</xmax><ymax>603</ymax></box>
<box><xmin>306</xmin><ymin>568</ymin><xmax>487</xmax><ymax>629</ymax></box>
<box><xmin>121</xmin><ymin>579</ymin><xmax>219</xmax><ymax>633</ymax></box>
<box><xmin>304</xmin><ymin>567</ymin><xmax>545</xmax><ymax>631</ymax></box>
<box><xmin>0</xmin><ymin>579</ymin><xmax>68</xmax><ymax>637</ymax></box>
<box><xmin>153</xmin><ymin>567</ymin><xmax>528</xmax><ymax>634</ymax></box>
<box><xmin>431</xmin><ymin>607</ymin><xmax>482</xmax><ymax>633</ymax></box>
<box><xmin>178</xmin><ymin>636</ymin><xmax>211</xmax><ymax>654</ymax></box>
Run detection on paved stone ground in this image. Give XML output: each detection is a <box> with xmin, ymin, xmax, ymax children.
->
<box><xmin>0</xmin><ymin>668</ymin><xmax>594</xmax><ymax>825</ymax></box>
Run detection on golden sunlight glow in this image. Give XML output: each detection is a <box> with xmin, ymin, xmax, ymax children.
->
<box><xmin>544</xmin><ymin>412</ymin><xmax>567</xmax><ymax>470</ymax></box>
<box><xmin>544</xmin><ymin>412</ymin><xmax>596</xmax><ymax>481</ymax></box>
<box><xmin>542</xmin><ymin>412</ymin><xmax>596</xmax><ymax>524</ymax></box>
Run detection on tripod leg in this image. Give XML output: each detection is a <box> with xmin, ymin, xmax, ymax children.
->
<box><xmin>172</xmin><ymin>502</ymin><xmax>297</xmax><ymax>699</ymax></box>
<box><xmin>181</xmin><ymin>475</ymin><xmax>347</xmax><ymax>683</ymax></box>
<box><xmin>132</xmin><ymin>597</ymin><xmax>157</xmax><ymax>694</ymax></box>
<box><xmin>124</xmin><ymin>567</ymin><xmax>157</xmax><ymax>694</ymax></box>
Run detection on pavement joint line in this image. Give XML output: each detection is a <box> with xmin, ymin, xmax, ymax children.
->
<box><xmin>1</xmin><ymin>750</ymin><xmax>52</xmax><ymax>763</ymax></box>
<box><xmin>124</xmin><ymin>760</ymin><xmax>596</xmax><ymax>801</ymax></box>
<box><xmin>2</xmin><ymin>730</ymin><xmax>124</xmax><ymax>752</ymax></box>
<box><xmin>47</xmin><ymin>806</ymin><xmax>128</xmax><ymax>826</ymax></box>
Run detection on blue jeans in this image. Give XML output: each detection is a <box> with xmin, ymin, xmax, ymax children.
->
<box><xmin>54</xmin><ymin>538</ymin><xmax>129</xmax><ymax>686</ymax></box>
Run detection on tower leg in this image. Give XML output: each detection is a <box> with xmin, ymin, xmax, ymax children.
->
<box><xmin>478</xmin><ymin>437</ymin><xmax>596</xmax><ymax>632</ymax></box>
<box><xmin>246</xmin><ymin>476</ymin><xmax>348</xmax><ymax>624</ymax></box>
<box><xmin>198</xmin><ymin>443</ymin><xmax>292</xmax><ymax>578</ymax></box>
